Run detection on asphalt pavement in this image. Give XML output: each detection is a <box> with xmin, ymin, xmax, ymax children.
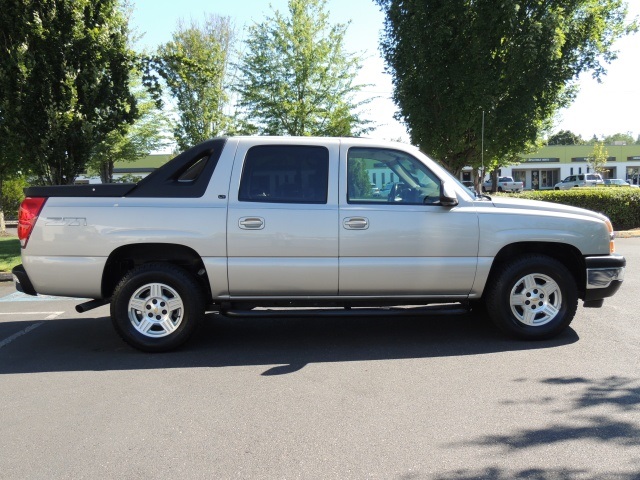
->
<box><xmin>0</xmin><ymin>238</ymin><xmax>639</xmax><ymax>479</ymax></box>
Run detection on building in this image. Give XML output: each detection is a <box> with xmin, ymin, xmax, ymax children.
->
<box><xmin>462</xmin><ymin>143</ymin><xmax>640</xmax><ymax>189</ymax></box>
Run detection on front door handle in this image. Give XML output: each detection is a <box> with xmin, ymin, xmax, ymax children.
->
<box><xmin>343</xmin><ymin>217</ymin><xmax>369</xmax><ymax>230</ymax></box>
<box><xmin>239</xmin><ymin>217</ymin><xmax>265</xmax><ymax>230</ymax></box>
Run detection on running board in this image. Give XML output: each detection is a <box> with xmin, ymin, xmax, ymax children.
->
<box><xmin>219</xmin><ymin>304</ymin><xmax>468</xmax><ymax>318</ymax></box>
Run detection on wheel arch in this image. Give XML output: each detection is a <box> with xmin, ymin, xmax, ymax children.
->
<box><xmin>487</xmin><ymin>242</ymin><xmax>585</xmax><ymax>299</ymax></box>
<box><xmin>102</xmin><ymin>243</ymin><xmax>211</xmax><ymax>301</ymax></box>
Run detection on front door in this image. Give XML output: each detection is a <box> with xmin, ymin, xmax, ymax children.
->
<box><xmin>339</xmin><ymin>146</ymin><xmax>479</xmax><ymax>296</ymax></box>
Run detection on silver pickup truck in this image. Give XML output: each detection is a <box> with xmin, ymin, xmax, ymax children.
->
<box><xmin>13</xmin><ymin>137</ymin><xmax>625</xmax><ymax>351</ymax></box>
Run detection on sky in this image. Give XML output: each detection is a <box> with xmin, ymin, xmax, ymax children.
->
<box><xmin>130</xmin><ymin>0</ymin><xmax>640</xmax><ymax>143</ymax></box>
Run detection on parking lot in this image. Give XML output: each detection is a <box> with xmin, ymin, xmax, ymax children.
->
<box><xmin>1</xmin><ymin>239</ymin><xmax>639</xmax><ymax>479</ymax></box>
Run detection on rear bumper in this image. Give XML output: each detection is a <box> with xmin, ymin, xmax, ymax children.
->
<box><xmin>583</xmin><ymin>254</ymin><xmax>625</xmax><ymax>303</ymax></box>
<box><xmin>12</xmin><ymin>264</ymin><xmax>37</xmax><ymax>296</ymax></box>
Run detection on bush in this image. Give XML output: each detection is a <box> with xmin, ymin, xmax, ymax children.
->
<box><xmin>1</xmin><ymin>176</ymin><xmax>28</xmax><ymax>221</ymax></box>
<box><xmin>498</xmin><ymin>188</ymin><xmax>640</xmax><ymax>231</ymax></box>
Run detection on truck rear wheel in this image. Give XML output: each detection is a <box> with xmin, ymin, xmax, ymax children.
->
<box><xmin>485</xmin><ymin>255</ymin><xmax>578</xmax><ymax>340</ymax></box>
<box><xmin>110</xmin><ymin>263</ymin><xmax>205</xmax><ymax>352</ymax></box>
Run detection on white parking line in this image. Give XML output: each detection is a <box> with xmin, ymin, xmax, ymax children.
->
<box><xmin>0</xmin><ymin>322</ymin><xmax>43</xmax><ymax>349</ymax></box>
<box><xmin>0</xmin><ymin>312</ymin><xmax>64</xmax><ymax>349</ymax></box>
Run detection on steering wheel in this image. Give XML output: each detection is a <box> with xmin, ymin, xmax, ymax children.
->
<box><xmin>387</xmin><ymin>183</ymin><xmax>402</xmax><ymax>202</ymax></box>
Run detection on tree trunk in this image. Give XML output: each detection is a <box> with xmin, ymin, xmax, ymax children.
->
<box><xmin>100</xmin><ymin>160</ymin><xmax>114</xmax><ymax>183</ymax></box>
<box><xmin>490</xmin><ymin>170</ymin><xmax>499</xmax><ymax>192</ymax></box>
<box><xmin>0</xmin><ymin>178</ymin><xmax>5</xmax><ymax>236</ymax></box>
<box><xmin>0</xmin><ymin>210</ymin><xmax>6</xmax><ymax>237</ymax></box>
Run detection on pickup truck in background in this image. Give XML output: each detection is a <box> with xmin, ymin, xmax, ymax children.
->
<box><xmin>13</xmin><ymin>137</ymin><xmax>625</xmax><ymax>352</ymax></box>
<box><xmin>482</xmin><ymin>176</ymin><xmax>524</xmax><ymax>193</ymax></box>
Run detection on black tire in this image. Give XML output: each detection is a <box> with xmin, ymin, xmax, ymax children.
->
<box><xmin>110</xmin><ymin>263</ymin><xmax>205</xmax><ymax>352</ymax></box>
<box><xmin>485</xmin><ymin>255</ymin><xmax>578</xmax><ymax>340</ymax></box>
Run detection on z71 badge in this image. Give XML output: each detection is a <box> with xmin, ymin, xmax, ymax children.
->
<box><xmin>44</xmin><ymin>217</ymin><xmax>87</xmax><ymax>226</ymax></box>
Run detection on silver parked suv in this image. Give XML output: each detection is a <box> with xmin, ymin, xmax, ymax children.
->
<box><xmin>554</xmin><ymin>173</ymin><xmax>604</xmax><ymax>190</ymax></box>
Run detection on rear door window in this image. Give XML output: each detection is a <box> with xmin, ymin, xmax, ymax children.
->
<box><xmin>238</xmin><ymin>145</ymin><xmax>329</xmax><ymax>204</ymax></box>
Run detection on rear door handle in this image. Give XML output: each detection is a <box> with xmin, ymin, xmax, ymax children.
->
<box><xmin>239</xmin><ymin>217</ymin><xmax>265</xmax><ymax>230</ymax></box>
<box><xmin>343</xmin><ymin>217</ymin><xmax>369</xmax><ymax>230</ymax></box>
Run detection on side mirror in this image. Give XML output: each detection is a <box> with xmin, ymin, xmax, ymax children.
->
<box><xmin>440</xmin><ymin>181</ymin><xmax>459</xmax><ymax>207</ymax></box>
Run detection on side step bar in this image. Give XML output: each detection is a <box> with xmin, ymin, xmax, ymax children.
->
<box><xmin>219</xmin><ymin>304</ymin><xmax>468</xmax><ymax>318</ymax></box>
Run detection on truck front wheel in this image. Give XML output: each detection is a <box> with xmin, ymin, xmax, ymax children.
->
<box><xmin>485</xmin><ymin>255</ymin><xmax>578</xmax><ymax>340</ymax></box>
<box><xmin>111</xmin><ymin>263</ymin><xmax>205</xmax><ymax>352</ymax></box>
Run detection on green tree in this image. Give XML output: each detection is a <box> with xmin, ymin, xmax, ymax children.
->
<box><xmin>548</xmin><ymin>130</ymin><xmax>584</xmax><ymax>145</ymax></box>
<box><xmin>1</xmin><ymin>174</ymin><xmax>27</xmax><ymax>221</ymax></box>
<box><xmin>235</xmin><ymin>0</ymin><xmax>371</xmax><ymax>136</ymax></box>
<box><xmin>376</xmin><ymin>0</ymin><xmax>636</xmax><ymax>175</ymax></box>
<box><xmin>602</xmin><ymin>132</ymin><xmax>635</xmax><ymax>145</ymax></box>
<box><xmin>587</xmin><ymin>134</ymin><xmax>600</xmax><ymax>145</ymax></box>
<box><xmin>347</xmin><ymin>158</ymin><xmax>372</xmax><ymax>198</ymax></box>
<box><xmin>149</xmin><ymin>15</ymin><xmax>235</xmax><ymax>151</ymax></box>
<box><xmin>0</xmin><ymin>121</ymin><xmax>23</xmax><ymax>234</ymax></box>
<box><xmin>0</xmin><ymin>0</ymin><xmax>138</xmax><ymax>185</ymax></box>
<box><xmin>89</xmin><ymin>74</ymin><xmax>171</xmax><ymax>183</ymax></box>
<box><xmin>587</xmin><ymin>141</ymin><xmax>609</xmax><ymax>175</ymax></box>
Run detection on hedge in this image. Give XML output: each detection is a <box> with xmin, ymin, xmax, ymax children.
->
<box><xmin>496</xmin><ymin>188</ymin><xmax>640</xmax><ymax>231</ymax></box>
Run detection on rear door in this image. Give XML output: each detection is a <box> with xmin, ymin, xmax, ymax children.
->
<box><xmin>226</xmin><ymin>139</ymin><xmax>339</xmax><ymax>295</ymax></box>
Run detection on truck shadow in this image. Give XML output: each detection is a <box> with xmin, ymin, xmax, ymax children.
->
<box><xmin>0</xmin><ymin>310</ymin><xmax>579</xmax><ymax>375</ymax></box>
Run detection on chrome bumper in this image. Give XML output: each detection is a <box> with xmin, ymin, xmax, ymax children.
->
<box><xmin>587</xmin><ymin>266</ymin><xmax>625</xmax><ymax>289</ymax></box>
<box><xmin>583</xmin><ymin>255</ymin><xmax>625</xmax><ymax>305</ymax></box>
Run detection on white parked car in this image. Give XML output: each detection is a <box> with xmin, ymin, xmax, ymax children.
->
<box><xmin>554</xmin><ymin>173</ymin><xmax>604</xmax><ymax>190</ymax></box>
<box><xmin>603</xmin><ymin>179</ymin><xmax>639</xmax><ymax>188</ymax></box>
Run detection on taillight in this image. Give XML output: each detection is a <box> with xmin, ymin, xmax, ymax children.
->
<box><xmin>18</xmin><ymin>197</ymin><xmax>47</xmax><ymax>249</ymax></box>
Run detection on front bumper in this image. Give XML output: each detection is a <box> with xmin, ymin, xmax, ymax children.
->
<box><xmin>12</xmin><ymin>264</ymin><xmax>37</xmax><ymax>296</ymax></box>
<box><xmin>583</xmin><ymin>254</ymin><xmax>625</xmax><ymax>303</ymax></box>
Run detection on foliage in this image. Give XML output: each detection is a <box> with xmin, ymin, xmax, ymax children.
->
<box><xmin>0</xmin><ymin>237</ymin><xmax>20</xmax><ymax>272</ymax></box>
<box><xmin>499</xmin><ymin>188</ymin><xmax>640</xmax><ymax>231</ymax></box>
<box><xmin>1</xmin><ymin>175</ymin><xmax>27</xmax><ymax>221</ymax></box>
<box><xmin>0</xmin><ymin>0</ymin><xmax>138</xmax><ymax>185</ymax></box>
<box><xmin>347</xmin><ymin>158</ymin><xmax>371</xmax><ymax>197</ymax></box>
<box><xmin>376</xmin><ymin>0</ymin><xmax>637</xmax><ymax>175</ymax></box>
<box><xmin>548</xmin><ymin>130</ymin><xmax>584</xmax><ymax>145</ymax></box>
<box><xmin>587</xmin><ymin>141</ymin><xmax>609</xmax><ymax>175</ymax></box>
<box><xmin>0</xmin><ymin>151</ymin><xmax>21</xmax><ymax>233</ymax></box>
<box><xmin>235</xmin><ymin>0</ymin><xmax>371</xmax><ymax>137</ymax></box>
<box><xmin>114</xmin><ymin>173</ymin><xmax>143</xmax><ymax>184</ymax></box>
<box><xmin>147</xmin><ymin>15</ymin><xmax>235</xmax><ymax>151</ymax></box>
<box><xmin>602</xmin><ymin>132</ymin><xmax>635</xmax><ymax>145</ymax></box>
<box><xmin>88</xmin><ymin>74</ymin><xmax>171</xmax><ymax>183</ymax></box>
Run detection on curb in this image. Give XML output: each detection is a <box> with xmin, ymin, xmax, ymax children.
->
<box><xmin>616</xmin><ymin>230</ymin><xmax>640</xmax><ymax>238</ymax></box>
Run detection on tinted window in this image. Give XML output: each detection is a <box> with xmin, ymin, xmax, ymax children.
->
<box><xmin>239</xmin><ymin>145</ymin><xmax>329</xmax><ymax>204</ymax></box>
<box><xmin>347</xmin><ymin>148</ymin><xmax>441</xmax><ymax>205</ymax></box>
